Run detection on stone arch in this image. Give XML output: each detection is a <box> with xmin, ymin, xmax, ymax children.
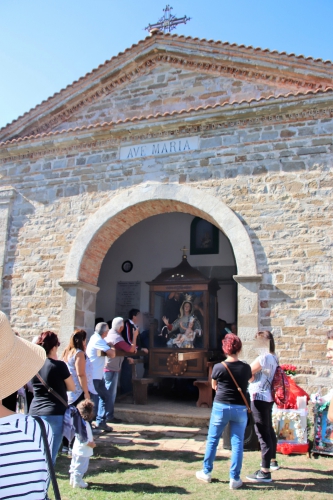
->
<box><xmin>59</xmin><ymin>184</ymin><xmax>261</xmax><ymax>342</ymax></box>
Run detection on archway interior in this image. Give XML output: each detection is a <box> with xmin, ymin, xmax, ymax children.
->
<box><xmin>96</xmin><ymin>212</ymin><xmax>237</xmax><ymax>327</ymax></box>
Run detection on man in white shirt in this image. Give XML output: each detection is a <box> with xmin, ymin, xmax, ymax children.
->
<box><xmin>86</xmin><ymin>322</ymin><xmax>115</xmax><ymax>430</ymax></box>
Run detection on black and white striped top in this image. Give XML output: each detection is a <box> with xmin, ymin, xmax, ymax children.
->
<box><xmin>0</xmin><ymin>413</ymin><xmax>53</xmax><ymax>500</ymax></box>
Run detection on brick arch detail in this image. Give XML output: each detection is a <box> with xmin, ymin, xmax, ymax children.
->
<box><xmin>63</xmin><ymin>184</ymin><xmax>258</xmax><ymax>286</ymax></box>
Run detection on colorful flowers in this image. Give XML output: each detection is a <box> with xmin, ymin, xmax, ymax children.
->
<box><xmin>281</xmin><ymin>364</ymin><xmax>297</xmax><ymax>376</ymax></box>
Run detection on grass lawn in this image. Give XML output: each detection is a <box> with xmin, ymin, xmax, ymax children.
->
<box><xmin>51</xmin><ymin>424</ymin><xmax>332</xmax><ymax>500</ymax></box>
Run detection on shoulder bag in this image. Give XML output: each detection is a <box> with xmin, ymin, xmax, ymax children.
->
<box><xmin>36</xmin><ymin>373</ymin><xmax>69</xmax><ymax>407</ymax></box>
<box><xmin>33</xmin><ymin>415</ymin><xmax>61</xmax><ymax>500</ymax></box>
<box><xmin>221</xmin><ymin>361</ymin><xmax>252</xmax><ymax>424</ymax></box>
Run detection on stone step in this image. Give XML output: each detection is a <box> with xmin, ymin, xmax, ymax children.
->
<box><xmin>114</xmin><ymin>396</ymin><xmax>211</xmax><ymax>428</ymax></box>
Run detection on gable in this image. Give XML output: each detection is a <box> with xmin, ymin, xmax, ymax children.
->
<box><xmin>1</xmin><ymin>33</ymin><xmax>332</xmax><ymax>142</ymax></box>
<box><xmin>49</xmin><ymin>63</ymin><xmax>312</xmax><ymax>133</ymax></box>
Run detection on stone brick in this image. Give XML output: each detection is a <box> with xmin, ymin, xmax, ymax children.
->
<box><xmin>281</xmin><ymin>161</ymin><xmax>306</xmax><ymax>172</ymax></box>
<box><xmin>280</xmin><ymin>130</ymin><xmax>296</xmax><ymax>138</ymax></box>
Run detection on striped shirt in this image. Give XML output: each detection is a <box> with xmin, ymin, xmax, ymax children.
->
<box><xmin>0</xmin><ymin>413</ymin><xmax>53</xmax><ymax>500</ymax></box>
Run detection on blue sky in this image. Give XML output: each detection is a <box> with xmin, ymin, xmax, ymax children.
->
<box><xmin>1</xmin><ymin>0</ymin><xmax>332</xmax><ymax>130</ymax></box>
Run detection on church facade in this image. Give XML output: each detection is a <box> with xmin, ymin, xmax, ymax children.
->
<box><xmin>0</xmin><ymin>32</ymin><xmax>332</xmax><ymax>392</ymax></box>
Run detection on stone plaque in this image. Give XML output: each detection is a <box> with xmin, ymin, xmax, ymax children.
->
<box><xmin>115</xmin><ymin>281</ymin><xmax>141</xmax><ymax>319</ymax></box>
<box><xmin>120</xmin><ymin>136</ymin><xmax>199</xmax><ymax>160</ymax></box>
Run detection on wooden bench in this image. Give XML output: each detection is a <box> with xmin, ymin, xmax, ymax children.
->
<box><xmin>193</xmin><ymin>361</ymin><xmax>218</xmax><ymax>408</ymax></box>
<box><xmin>131</xmin><ymin>359</ymin><xmax>155</xmax><ymax>405</ymax></box>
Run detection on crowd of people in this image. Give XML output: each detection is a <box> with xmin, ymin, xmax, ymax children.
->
<box><xmin>0</xmin><ymin>306</ymin><xmax>332</xmax><ymax>497</ymax></box>
<box><xmin>0</xmin><ymin>308</ymin><xmax>146</xmax><ymax>495</ymax></box>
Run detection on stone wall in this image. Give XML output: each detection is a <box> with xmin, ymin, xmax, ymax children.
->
<box><xmin>0</xmin><ymin>112</ymin><xmax>332</xmax><ymax>393</ymax></box>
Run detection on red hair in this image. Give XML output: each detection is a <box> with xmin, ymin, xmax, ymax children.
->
<box><xmin>36</xmin><ymin>331</ymin><xmax>59</xmax><ymax>355</ymax></box>
<box><xmin>222</xmin><ymin>333</ymin><xmax>242</xmax><ymax>355</ymax></box>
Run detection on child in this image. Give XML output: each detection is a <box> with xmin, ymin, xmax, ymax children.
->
<box><xmin>173</xmin><ymin>316</ymin><xmax>197</xmax><ymax>348</ymax></box>
<box><xmin>69</xmin><ymin>399</ymin><xmax>96</xmax><ymax>489</ymax></box>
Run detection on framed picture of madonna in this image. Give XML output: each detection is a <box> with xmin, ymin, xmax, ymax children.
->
<box><xmin>312</xmin><ymin>402</ymin><xmax>333</xmax><ymax>456</ymax></box>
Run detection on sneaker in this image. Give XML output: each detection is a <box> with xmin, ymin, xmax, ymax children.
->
<box><xmin>61</xmin><ymin>446</ymin><xmax>69</xmax><ymax>454</ymax></box>
<box><xmin>94</xmin><ymin>422</ymin><xmax>113</xmax><ymax>433</ymax></box>
<box><xmin>108</xmin><ymin>417</ymin><xmax>122</xmax><ymax>424</ymax></box>
<box><xmin>230</xmin><ymin>478</ymin><xmax>243</xmax><ymax>489</ymax></box>
<box><xmin>73</xmin><ymin>479</ymin><xmax>88</xmax><ymax>489</ymax></box>
<box><xmin>270</xmin><ymin>460</ymin><xmax>280</xmax><ymax>471</ymax></box>
<box><xmin>246</xmin><ymin>470</ymin><xmax>272</xmax><ymax>483</ymax></box>
<box><xmin>195</xmin><ymin>470</ymin><xmax>212</xmax><ymax>483</ymax></box>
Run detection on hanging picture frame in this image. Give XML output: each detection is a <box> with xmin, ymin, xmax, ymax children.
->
<box><xmin>312</xmin><ymin>402</ymin><xmax>333</xmax><ymax>456</ymax></box>
<box><xmin>190</xmin><ymin>217</ymin><xmax>219</xmax><ymax>255</ymax></box>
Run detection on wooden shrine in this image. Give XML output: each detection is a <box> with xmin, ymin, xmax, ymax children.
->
<box><xmin>146</xmin><ymin>253</ymin><xmax>221</xmax><ymax>405</ymax></box>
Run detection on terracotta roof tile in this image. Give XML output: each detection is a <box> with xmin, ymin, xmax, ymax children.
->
<box><xmin>1</xmin><ymin>33</ymin><xmax>332</xmax><ymax>135</ymax></box>
<box><xmin>1</xmin><ymin>87</ymin><xmax>332</xmax><ymax>147</ymax></box>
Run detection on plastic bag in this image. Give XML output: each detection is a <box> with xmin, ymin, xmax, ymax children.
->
<box><xmin>285</xmin><ymin>376</ymin><xmax>310</xmax><ymax>409</ymax></box>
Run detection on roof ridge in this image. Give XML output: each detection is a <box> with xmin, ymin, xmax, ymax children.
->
<box><xmin>1</xmin><ymin>86</ymin><xmax>332</xmax><ymax>147</ymax></box>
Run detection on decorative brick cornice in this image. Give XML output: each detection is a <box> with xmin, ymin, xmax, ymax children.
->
<box><xmin>0</xmin><ymin>101</ymin><xmax>332</xmax><ymax>164</ymax></box>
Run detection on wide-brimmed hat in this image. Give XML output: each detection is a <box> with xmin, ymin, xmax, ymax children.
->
<box><xmin>0</xmin><ymin>311</ymin><xmax>46</xmax><ymax>400</ymax></box>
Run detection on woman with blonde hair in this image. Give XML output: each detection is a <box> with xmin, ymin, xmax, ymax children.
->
<box><xmin>62</xmin><ymin>329</ymin><xmax>91</xmax><ymax>405</ymax></box>
<box><xmin>62</xmin><ymin>329</ymin><xmax>96</xmax><ymax>453</ymax></box>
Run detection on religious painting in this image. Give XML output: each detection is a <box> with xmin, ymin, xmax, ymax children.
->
<box><xmin>277</xmin><ymin>419</ymin><xmax>298</xmax><ymax>443</ymax></box>
<box><xmin>190</xmin><ymin>217</ymin><xmax>219</xmax><ymax>255</ymax></box>
<box><xmin>152</xmin><ymin>291</ymin><xmax>204</xmax><ymax>349</ymax></box>
<box><xmin>313</xmin><ymin>403</ymin><xmax>333</xmax><ymax>456</ymax></box>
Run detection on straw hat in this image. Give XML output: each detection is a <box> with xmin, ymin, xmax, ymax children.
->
<box><xmin>0</xmin><ymin>311</ymin><xmax>46</xmax><ymax>400</ymax></box>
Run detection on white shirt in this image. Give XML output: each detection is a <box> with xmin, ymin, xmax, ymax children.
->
<box><xmin>86</xmin><ymin>332</ymin><xmax>110</xmax><ymax>380</ymax></box>
<box><xmin>0</xmin><ymin>413</ymin><xmax>53</xmax><ymax>500</ymax></box>
<box><xmin>72</xmin><ymin>421</ymin><xmax>94</xmax><ymax>457</ymax></box>
<box><xmin>249</xmin><ymin>352</ymin><xmax>278</xmax><ymax>402</ymax></box>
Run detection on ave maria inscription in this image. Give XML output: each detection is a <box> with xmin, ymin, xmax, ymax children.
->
<box><xmin>120</xmin><ymin>136</ymin><xmax>199</xmax><ymax>160</ymax></box>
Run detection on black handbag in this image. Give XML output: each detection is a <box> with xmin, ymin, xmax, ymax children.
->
<box><xmin>33</xmin><ymin>416</ymin><xmax>61</xmax><ymax>500</ymax></box>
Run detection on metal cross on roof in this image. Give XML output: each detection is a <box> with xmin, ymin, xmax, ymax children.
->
<box><xmin>145</xmin><ymin>5</ymin><xmax>191</xmax><ymax>34</ymax></box>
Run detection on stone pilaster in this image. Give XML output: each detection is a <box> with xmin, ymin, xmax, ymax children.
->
<box><xmin>58</xmin><ymin>280</ymin><xmax>99</xmax><ymax>346</ymax></box>
<box><xmin>0</xmin><ymin>187</ymin><xmax>15</xmax><ymax>305</ymax></box>
<box><xmin>233</xmin><ymin>274</ymin><xmax>262</xmax><ymax>363</ymax></box>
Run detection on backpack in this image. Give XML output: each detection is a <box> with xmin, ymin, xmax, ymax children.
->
<box><xmin>271</xmin><ymin>365</ymin><xmax>290</xmax><ymax>408</ymax></box>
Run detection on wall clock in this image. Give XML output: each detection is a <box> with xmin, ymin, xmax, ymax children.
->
<box><xmin>121</xmin><ymin>260</ymin><xmax>133</xmax><ymax>273</ymax></box>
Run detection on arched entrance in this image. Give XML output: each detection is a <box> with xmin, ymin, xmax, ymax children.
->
<box><xmin>59</xmin><ymin>184</ymin><xmax>261</xmax><ymax>343</ymax></box>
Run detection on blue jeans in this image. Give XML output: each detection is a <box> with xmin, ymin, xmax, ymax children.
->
<box><xmin>92</xmin><ymin>379</ymin><xmax>109</xmax><ymax>425</ymax></box>
<box><xmin>40</xmin><ymin>414</ymin><xmax>64</xmax><ymax>465</ymax></box>
<box><xmin>103</xmin><ymin>370</ymin><xmax>119</xmax><ymax>421</ymax></box>
<box><xmin>203</xmin><ymin>402</ymin><xmax>247</xmax><ymax>480</ymax></box>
